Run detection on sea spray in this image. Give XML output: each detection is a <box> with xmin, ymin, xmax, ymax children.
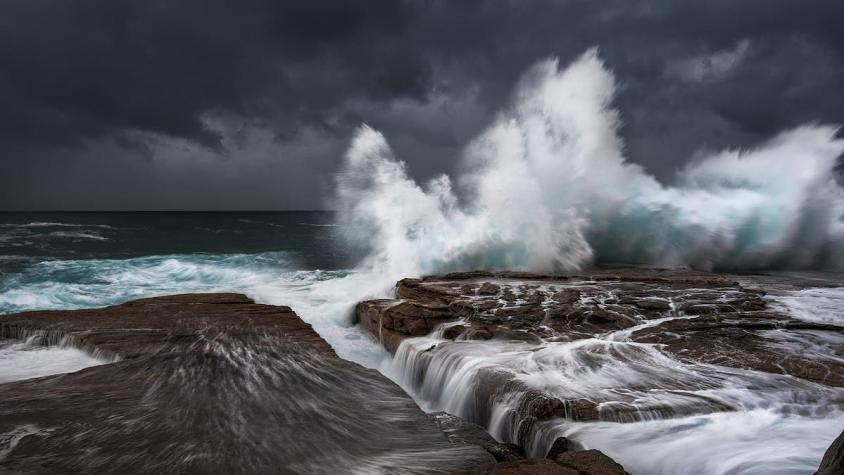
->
<box><xmin>336</xmin><ymin>48</ymin><xmax>844</xmax><ymax>275</ymax></box>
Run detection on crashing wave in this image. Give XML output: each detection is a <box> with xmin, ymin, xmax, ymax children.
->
<box><xmin>336</xmin><ymin>48</ymin><xmax>844</xmax><ymax>275</ymax></box>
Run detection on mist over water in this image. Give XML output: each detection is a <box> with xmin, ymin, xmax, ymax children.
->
<box><xmin>337</xmin><ymin>49</ymin><xmax>844</xmax><ymax>277</ymax></box>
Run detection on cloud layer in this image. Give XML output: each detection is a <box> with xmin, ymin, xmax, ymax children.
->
<box><xmin>2</xmin><ymin>0</ymin><xmax>843</xmax><ymax>209</ymax></box>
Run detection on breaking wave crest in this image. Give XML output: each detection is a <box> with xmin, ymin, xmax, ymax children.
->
<box><xmin>336</xmin><ymin>48</ymin><xmax>844</xmax><ymax>276</ymax></box>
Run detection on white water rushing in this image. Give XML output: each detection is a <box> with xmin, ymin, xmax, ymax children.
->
<box><xmin>2</xmin><ymin>255</ymin><xmax>840</xmax><ymax>473</ymax></box>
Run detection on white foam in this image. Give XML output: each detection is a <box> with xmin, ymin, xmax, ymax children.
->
<box><xmin>542</xmin><ymin>409</ymin><xmax>844</xmax><ymax>475</ymax></box>
<box><xmin>0</xmin><ymin>339</ymin><xmax>106</xmax><ymax>384</ymax></box>
<box><xmin>383</xmin><ymin>281</ymin><xmax>844</xmax><ymax>474</ymax></box>
<box><xmin>0</xmin><ymin>253</ymin><xmax>392</xmax><ymax>367</ymax></box>
<box><xmin>47</xmin><ymin>231</ymin><xmax>110</xmax><ymax>241</ymax></box>
<box><xmin>335</xmin><ymin>49</ymin><xmax>844</xmax><ymax>276</ymax></box>
<box><xmin>768</xmin><ymin>287</ymin><xmax>844</xmax><ymax>325</ymax></box>
<box><xmin>0</xmin><ymin>222</ymin><xmax>115</xmax><ymax>229</ymax></box>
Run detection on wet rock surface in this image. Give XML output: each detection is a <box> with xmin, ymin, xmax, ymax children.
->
<box><xmin>359</xmin><ymin>268</ymin><xmax>844</xmax><ymax>387</ymax></box>
<box><xmin>553</xmin><ymin>449</ymin><xmax>630</xmax><ymax>475</ymax></box>
<box><xmin>359</xmin><ymin>267</ymin><xmax>844</xmax><ymax>470</ymax></box>
<box><xmin>817</xmin><ymin>429</ymin><xmax>844</xmax><ymax>475</ymax></box>
<box><xmin>431</xmin><ymin>411</ymin><xmax>525</xmax><ymax>463</ymax></box>
<box><xmin>0</xmin><ymin>294</ymin><xmax>494</xmax><ymax>474</ymax></box>
<box><xmin>452</xmin><ymin>448</ymin><xmax>630</xmax><ymax>475</ymax></box>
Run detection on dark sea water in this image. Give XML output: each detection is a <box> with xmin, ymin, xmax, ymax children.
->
<box><xmin>0</xmin><ymin>212</ymin><xmax>388</xmax><ymax>364</ymax></box>
<box><xmin>0</xmin><ymin>211</ymin><xmax>355</xmax><ymax>273</ymax></box>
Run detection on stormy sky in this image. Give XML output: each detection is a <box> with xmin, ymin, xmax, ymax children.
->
<box><xmin>2</xmin><ymin>0</ymin><xmax>843</xmax><ymax>210</ymax></box>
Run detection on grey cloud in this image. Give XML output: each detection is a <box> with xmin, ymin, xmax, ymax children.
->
<box><xmin>2</xmin><ymin>0</ymin><xmax>843</xmax><ymax>209</ymax></box>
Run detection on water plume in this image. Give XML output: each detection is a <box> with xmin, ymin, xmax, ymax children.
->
<box><xmin>336</xmin><ymin>48</ymin><xmax>844</xmax><ymax>275</ymax></box>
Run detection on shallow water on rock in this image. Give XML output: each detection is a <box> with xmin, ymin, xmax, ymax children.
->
<box><xmin>0</xmin><ymin>338</ymin><xmax>107</xmax><ymax>383</ymax></box>
<box><xmin>540</xmin><ymin>409</ymin><xmax>842</xmax><ymax>475</ymax></box>
<box><xmin>383</xmin><ymin>282</ymin><xmax>844</xmax><ymax>475</ymax></box>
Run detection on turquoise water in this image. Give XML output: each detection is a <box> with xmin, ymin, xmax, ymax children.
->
<box><xmin>0</xmin><ymin>212</ymin><xmax>390</xmax><ymax>366</ymax></box>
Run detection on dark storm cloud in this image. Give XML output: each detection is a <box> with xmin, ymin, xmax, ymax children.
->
<box><xmin>0</xmin><ymin>0</ymin><xmax>424</xmax><ymax>149</ymax></box>
<box><xmin>2</xmin><ymin>0</ymin><xmax>843</xmax><ymax>209</ymax></box>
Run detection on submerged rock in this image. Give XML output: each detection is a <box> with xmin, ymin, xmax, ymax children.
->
<box><xmin>0</xmin><ymin>294</ymin><xmax>493</xmax><ymax>474</ymax></box>
<box><xmin>453</xmin><ymin>459</ymin><xmax>575</xmax><ymax>474</ymax></box>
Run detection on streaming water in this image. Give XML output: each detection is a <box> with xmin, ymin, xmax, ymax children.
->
<box><xmin>336</xmin><ymin>49</ymin><xmax>844</xmax><ymax>276</ymax></box>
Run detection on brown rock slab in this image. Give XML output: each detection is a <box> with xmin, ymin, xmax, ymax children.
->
<box><xmin>0</xmin><ymin>294</ymin><xmax>494</xmax><ymax>474</ymax></box>
<box><xmin>453</xmin><ymin>458</ymin><xmax>579</xmax><ymax>475</ymax></box>
<box><xmin>356</xmin><ymin>268</ymin><xmax>844</xmax><ymax>472</ymax></box>
<box><xmin>431</xmin><ymin>411</ymin><xmax>525</xmax><ymax>462</ymax></box>
<box><xmin>357</xmin><ymin>269</ymin><xmax>844</xmax><ymax>387</ymax></box>
<box><xmin>452</xmin><ymin>449</ymin><xmax>630</xmax><ymax>475</ymax></box>
<box><xmin>816</xmin><ymin>429</ymin><xmax>844</xmax><ymax>475</ymax></box>
<box><xmin>554</xmin><ymin>450</ymin><xmax>630</xmax><ymax>475</ymax></box>
<box><xmin>544</xmin><ymin>437</ymin><xmax>582</xmax><ymax>460</ymax></box>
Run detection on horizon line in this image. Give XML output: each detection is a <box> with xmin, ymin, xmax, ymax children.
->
<box><xmin>0</xmin><ymin>209</ymin><xmax>337</xmax><ymax>213</ymax></box>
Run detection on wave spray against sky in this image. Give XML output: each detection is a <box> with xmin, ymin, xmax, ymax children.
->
<box><xmin>336</xmin><ymin>48</ymin><xmax>844</xmax><ymax>276</ymax></box>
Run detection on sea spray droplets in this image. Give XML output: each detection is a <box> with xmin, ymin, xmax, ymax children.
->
<box><xmin>336</xmin><ymin>49</ymin><xmax>844</xmax><ymax>275</ymax></box>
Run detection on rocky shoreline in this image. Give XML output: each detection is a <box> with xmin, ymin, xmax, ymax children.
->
<box><xmin>358</xmin><ymin>268</ymin><xmax>844</xmax><ymax>473</ymax></box>
<box><xmin>358</xmin><ymin>268</ymin><xmax>844</xmax><ymax>386</ymax></box>
<box><xmin>0</xmin><ymin>292</ymin><xmax>626</xmax><ymax>474</ymax></box>
<box><xmin>0</xmin><ymin>294</ymin><xmax>496</xmax><ymax>473</ymax></box>
<box><xmin>0</xmin><ymin>267</ymin><xmax>842</xmax><ymax>473</ymax></box>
